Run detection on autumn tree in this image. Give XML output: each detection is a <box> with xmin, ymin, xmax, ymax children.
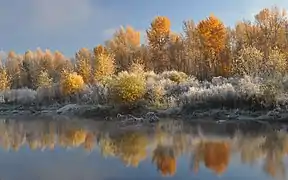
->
<box><xmin>75</xmin><ymin>48</ymin><xmax>92</xmax><ymax>84</ymax></box>
<box><xmin>197</xmin><ymin>14</ymin><xmax>226</xmax><ymax>78</ymax></box>
<box><xmin>93</xmin><ymin>45</ymin><xmax>115</xmax><ymax>83</ymax></box>
<box><xmin>147</xmin><ymin>16</ymin><xmax>171</xmax><ymax>72</ymax></box>
<box><xmin>5</xmin><ymin>51</ymin><xmax>22</xmax><ymax>88</ymax></box>
<box><xmin>36</xmin><ymin>70</ymin><xmax>53</xmax><ymax>89</ymax></box>
<box><xmin>254</xmin><ymin>7</ymin><xmax>287</xmax><ymax>56</ymax></box>
<box><xmin>0</xmin><ymin>67</ymin><xmax>10</xmax><ymax>91</ymax></box>
<box><xmin>60</xmin><ymin>70</ymin><xmax>85</xmax><ymax>96</ymax></box>
<box><xmin>106</xmin><ymin>26</ymin><xmax>141</xmax><ymax>71</ymax></box>
<box><xmin>53</xmin><ymin>50</ymin><xmax>73</xmax><ymax>81</ymax></box>
<box><xmin>182</xmin><ymin>20</ymin><xmax>203</xmax><ymax>76</ymax></box>
<box><xmin>168</xmin><ymin>32</ymin><xmax>185</xmax><ymax>71</ymax></box>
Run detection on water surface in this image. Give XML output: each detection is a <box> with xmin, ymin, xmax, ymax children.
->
<box><xmin>0</xmin><ymin>117</ymin><xmax>287</xmax><ymax>180</ymax></box>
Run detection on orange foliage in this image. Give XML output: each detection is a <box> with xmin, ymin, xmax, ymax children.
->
<box><xmin>65</xmin><ymin>129</ymin><xmax>87</xmax><ymax>147</ymax></box>
<box><xmin>197</xmin><ymin>14</ymin><xmax>226</xmax><ymax>54</ymax></box>
<box><xmin>84</xmin><ymin>132</ymin><xmax>95</xmax><ymax>151</ymax></box>
<box><xmin>147</xmin><ymin>16</ymin><xmax>171</xmax><ymax>49</ymax></box>
<box><xmin>94</xmin><ymin>45</ymin><xmax>108</xmax><ymax>56</ymax></box>
<box><xmin>153</xmin><ymin>147</ymin><xmax>176</xmax><ymax>176</ymax></box>
<box><xmin>147</xmin><ymin>16</ymin><xmax>171</xmax><ymax>71</ymax></box>
<box><xmin>203</xmin><ymin>142</ymin><xmax>230</xmax><ymax>175</ymax></box>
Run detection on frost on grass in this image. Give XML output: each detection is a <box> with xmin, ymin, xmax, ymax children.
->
<box><xmin>0</xmin><ymin>71</ymin><xmax>287</xmax><ymax>115</ymax></box>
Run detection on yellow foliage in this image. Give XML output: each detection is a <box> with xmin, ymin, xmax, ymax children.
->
<box><xmin>147</xmin><ymin>16</ymin><xmax>171</xmax><ymax>72</ymax></box>
<box><xmin>0</xmin><ymin>68</ymin><xmax>10</xmax><ymax>91</ymax></box>
<box><xmin>147</xmin><ymin>16</ymin><xmax>171</xmax><ymax>43</ymax></box>
<box><xmin>197</xmin><ymin>14</ymin><xmax>226</xmax><ymax>54</ymax></box>
<box><xmin>65</xmin><ymin>129</ymin><xmax>87</xmax><ymax>147</ymax></box>
<box><xmin>110</xmin><ymin>71</ymin><xmax>146</xmax><ymax>104</ymax></box>
<box><xmin>76</xmin><ymin>48</ymin><xmax>92</xmax><ymax>84</ymax></box>
<box><xmin>128</xmin><ymin>61</ymin><xmax>145</xmax><ymax>74</ymax></box>
<box><xmin>37</xmin><ymin>70</ymin><xmax>53</xmax><ymax>89</ymax></box>
<box><xmin>93</xmin><ymin>45</ymin><xmax>115</xmax><ymax>82</ymax></box>
<box><xmin>60</xmin><ymin>71</ymin><xmax>85</xmax><ymax>96</ymax></box>
<box><xmin>115</xmin><ymin>132</ymin><xmax>148</xmax><ymax>167</ymax></box>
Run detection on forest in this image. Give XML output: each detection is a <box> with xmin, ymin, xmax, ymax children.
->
<box><xmin>0</xmin><ymin>6</ymin><xmax>288</xmax><ymax>111</ymax></box>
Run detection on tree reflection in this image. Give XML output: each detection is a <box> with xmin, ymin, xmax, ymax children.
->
<box><xmin>0</xmin><ymin>119</ymin><xmax>287</xmax><ymax>179</ymax></box>
<box><xmin>192</xmin><ymin>141</ymin><xmax>230</xmax><ymax>175</ymax></box>
<box><xmin>152</xmin><ymin>145</ymin><xmax>176</xmax><ymax>176</ymax></box>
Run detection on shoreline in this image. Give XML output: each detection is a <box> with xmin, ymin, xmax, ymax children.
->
<box><xmin>1</xmin><ymin>103</ymin><xmax>288</xmax><ymax>124</ymax></box>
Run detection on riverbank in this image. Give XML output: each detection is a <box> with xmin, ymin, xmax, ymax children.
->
<box><xmin>1</xmin><ymin>102</ymin><xmax>288</xmax><ymax>125</ymax></box>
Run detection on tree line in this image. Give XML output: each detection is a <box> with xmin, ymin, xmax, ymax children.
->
<box><xmin>0</xmin><ymin>6</ymin><xmax>287</xmax><ymax>92</ymax></box>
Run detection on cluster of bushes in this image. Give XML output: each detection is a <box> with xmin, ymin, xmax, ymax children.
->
<box><xmin>1</xmin><ymin>68</ymin><xmax>288</xmax><ymax>112</ymax></box>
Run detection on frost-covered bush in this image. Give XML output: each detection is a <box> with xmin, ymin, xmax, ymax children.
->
<box><xmin>266</xmin><ymin>48</ymin><xmax>287</xmax><ymax>76</ymax></box>
<box><xmin>109</xmin><ymin>71</ymin><xmax>146</xmax><ymax>104</ymax></box>
<box><xmin>80</xmin><ymin>84</ymin><xmax>109</xmax><ymax>104</ymax></box>
<box><xmin>160</xmin><ymin>71</ymin><xmax>188</xmax><ymax>83</ymax></box>
<box><xmin>2</xmin><ymin>88</ymin><xmax>37</xmax><ymax>104</ymax></box>
<box><xmin>36</xmin><ymin>83</ymin><xmax>62</xmax><ymax>103</ymax></box>
<box><xmin>232</xmin><ymin>46</ymin><xmax>264</xmax><ymax>77</ymax></box>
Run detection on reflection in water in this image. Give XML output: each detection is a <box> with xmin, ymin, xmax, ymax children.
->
<box><xmin>0</xmin><ymin>118</ymin><xmax>287</xmax><ymax>179</ymax></box>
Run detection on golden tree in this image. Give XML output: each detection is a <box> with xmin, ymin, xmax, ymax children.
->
<box><xmin>254</xmin><ymin>7</ymin><xmax>287</xmax><ymax>54</ymax></box>
<box><xmin>197</xmin><ymin>14</ymin><xmax>226</xmax><ymax>78</ymax></box>
<box><xmin>106</xmin><ymin>26</ymin><xmax>141</xmax><ymax>71</ymax></box>
<box><xmin>0</xmin><ymin>67</ymin><xmax>10</xmax><ymax>91</ymax></box>
<box><xmin>147</xmin><ymin>16</ymin><xmax>171</xmax><ymax>72</ymax></box>
<box><xmin>53</xmin><ymin>50</ymin><xmax>73</xmax><ymax>81</ymax></box>
<box><xmin>75</xmin><ymin>48</ymin><xmax>92</xmax><ymax>84</ymax></box>
<box><xmin>93</xmin><ymin>45</ymin><xmax>115</xmax><ymax>83</ymax></box>
<box><xmin>60</xmin><ymin>70</ymin><xmax>85</xmax><ymax>96</ymax></box>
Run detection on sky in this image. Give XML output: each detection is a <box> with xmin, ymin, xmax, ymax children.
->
<box><xmin>0</xmin><ymin>0</ymin><xmax>288</xmax><ymax>57</ymax></box>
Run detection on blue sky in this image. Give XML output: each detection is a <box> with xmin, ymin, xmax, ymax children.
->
<box><xmin>0</xmin><ymin>0</ymin><xmax>287</xmax><ymax>57</ymax></box>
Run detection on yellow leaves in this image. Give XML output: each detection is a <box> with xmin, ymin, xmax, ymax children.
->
<box><xmin>110</xmin><ymin>71</ymin><xmax>146</xmax><ymax>104</ymax></box>
<box><xmin>197</xmin><ymin>15</ymin><xmax>226</xmax><ymax>54</ymax></box>
<box><xmin>147</xmin><ymin>16</ymin><xmax>171</xmax><ymax>48</ymax></box>
<box><xmin>94</xmin><ymin>45</ymin><xmax>108</xmax><ymax>57</ymax></box>
<box><xmin>65</xmin><ymin>129</ymin><xmax>87</xmax><ymax>147</ymax></box>
<box><xmin>148</xmin><ymin>16</ymin><xmax>171</xmax><ymax>37</ymax></box>
<box><xmin>0</xmin><ymin>68</ymin><xmax>10</xmax><ymax>91</ymax></box>
<box><xmin>93</xmin><ymin>45</ymin><xmax>115</xmax><ymax>83</ymax></box>
<box><xmin>76</xmin><ymin>48</ymin><xmax>92</xmax><ymax>84</ymax></box>
<box><xmin>36</xmin><ymin>70</ymin><xmax>53</xmax><ymax>89</ymax></box>
<box><xmin>60</xmin><ymin>71</ymin><xmax>85</xmax><ymax>96</ymax></box>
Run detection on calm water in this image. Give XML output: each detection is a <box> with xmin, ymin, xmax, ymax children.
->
<box><xmin>0</xmin><ymin>117</ymin><xmax>287</xmax><ymax>180</ymax></box>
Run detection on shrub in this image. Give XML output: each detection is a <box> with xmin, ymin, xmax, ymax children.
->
<box><xmin>110</xmin><ymin>71</ymin><xmax>146</xmax><ymax>104</ymax></box>
<box><xmin>232</xmin><ymin>46</ymin><xmax>264</xmax><ymax>77</ymax></box>
<box><xmin>36</xmin><ymin>70</ymin><xmax>53</xmax><ymax>89</ymax></box>
<box><xmin>60</xmin><ymin>71</ymin><xmax>85</xmax><ymax>96</ymax></box>
<box><xmin>161</xmin><ymin>71</ymin><xmax>188</xmax><ymax>83</ymax></box>
<box><xmin>266</xmin><ymin>48</ymin><xmax>286</xmax><ymax>76</ymax></box>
